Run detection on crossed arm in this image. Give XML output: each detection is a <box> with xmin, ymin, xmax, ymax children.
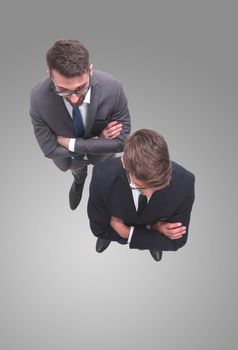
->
<box><xmin>110</xmin><ymin>216</ymin><xmax>187</xmax><ymax>240</ymax></box>
<box><xmin>88</xmin><ymin>169</ymin><xmax>195</xmax><ymax>251</ymax></box>
<box><xmin>57</xmin><ymin>121</ymin><xmax>123</xmax><ymax>149</ymax></box>
<box><xmin>30</xmin><ymin>79</ymin><xmax>130</xmax><ymax>158</ymax></box>
<box><xmin>88</xmin><ymin>207</ymin><xmax>190</xmax><ymax>251</ymax></box>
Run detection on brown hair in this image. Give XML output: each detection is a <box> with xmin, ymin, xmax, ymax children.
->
<box><xmin>123</xmin><ymin>129</ymin><xmax>172</xmax><ymax>188</ymax></box>
<box><xmin>46</xmin><ymin>40</ymin><xmax>89</xmax><ymax>77</ymax></box>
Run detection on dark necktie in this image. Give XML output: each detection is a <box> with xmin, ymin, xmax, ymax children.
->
<box><xmin>72</xmin><ymin>106</ymin><xmax>85</xmax><ymax>137</ymax></box>
<box><xmin>137</xmin><ymin>194</ymin><xmax>148</xmax><ymax>217</ymax></box>
<box><xmin>72</xmin><ymin>106</ymin><xmax>85</xmax><ymax>161</ymax></box>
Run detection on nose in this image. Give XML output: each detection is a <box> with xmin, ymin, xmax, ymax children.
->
<box><xmin>140</xmin><ymin>189</ymin><xmax>154</xmax><ymax>198</ymax></box>
<box><xmin>69</xmin><ymin>94</ymin><xmax>80</xmax><ymax>104</ymax></box>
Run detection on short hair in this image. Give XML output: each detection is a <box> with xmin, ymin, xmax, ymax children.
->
<box><xmin>123</xmin><ymin>129</ymin><xmax>172</xmax><ymax>188</ymax></box>
<box><xmin>46</xmin><ymin>40</ymin><xmax>89</xmax><ymax>77</ymax></box>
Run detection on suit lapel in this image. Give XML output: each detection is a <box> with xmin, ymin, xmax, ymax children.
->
<box><xmin>108</xmin><ymin>167</ymin><xmax>138</xmax><ymax>221</ymax></box>
<box><xmin>139</xmin><ymin>184</ymin><xmax>175</xmax><ymax>223</ymax></box>
<box><xmin>85</xmin><ymin>74</ymin><xmax>100</xmax><ymax>137</ymax></box>
<box><xmin>48</xmin><ymin>81</ymin><xmax>74</xmax><ymax>135</ymax></box>
<box><xmin>107</xmin><ymin>163</ymin><xmax>170</xmax><ymax>222</ymax></box>
<box><xmin>48</xmin><ymin>77</ymin><xmax>101</xmax><ymax>137</ymax></box>
<box><xmin>107</xmin><ymin>161</ymin><xmax>177</xmax><ymax>225</ymax></box>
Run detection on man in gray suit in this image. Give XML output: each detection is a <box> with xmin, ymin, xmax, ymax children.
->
<box><xmin>30</xmin><ymin>40</ymin><xmax>131</xmax><ymax>210</ymax></box>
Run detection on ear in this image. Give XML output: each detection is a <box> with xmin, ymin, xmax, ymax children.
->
<box><xmin>121</xmin><ymin>156</ymin><xmax>125</xmax><ymax>168</ymax></box>
<box><xmin>47</xmin><ymin>69</ymin><xmax>53</xmax><ymax>79</ymax></box>
<box><xmin>89</xmin><ymin>64</ymin><xmax>93</xmax><ymax>75</ymax></box>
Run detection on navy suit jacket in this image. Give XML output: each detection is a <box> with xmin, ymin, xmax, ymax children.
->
<box><xmin>87</xmin><ymin>157</ymin><xmax>195</xmax><ymax>251</ymax></box>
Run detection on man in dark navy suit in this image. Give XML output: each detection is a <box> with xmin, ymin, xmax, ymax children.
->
<box><xmin>87</xmin><ymin>129</ymin><xmax>195</xmax><ymax>261</ymax></box>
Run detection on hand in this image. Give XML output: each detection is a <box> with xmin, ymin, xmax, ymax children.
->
<box><xmin>152</xmin><ymin>221</ymin><xmax>186</xmax><ymax>240</ymax></box>
<box><xmin>57</xmin><ymin>136</ymin><xmax>70</xmax><ymax>148</ymax></box>
<box><xmin>110</xmin><ymin>216</ymin><xmax>130</xmax><ymax>238</ymax></box>
<box><xmin>99</xmin><ymin>121</ymin><xmax>123</xmax><ymax>139</ymax></box>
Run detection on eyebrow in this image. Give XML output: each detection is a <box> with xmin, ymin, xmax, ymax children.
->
<box><xmin>132</xmin><ymin>182</ymin><xmax>148</xmax><ymax>189</ymax></box>
<box><xmin>126</xmin><ymin>171</ymin><xmax>148</xmax><ymax>189</ymax></box>
<box><xmin>57</xmin><ymin>82</ymin><xmax>88</xmax><ymax>91</ymax></box>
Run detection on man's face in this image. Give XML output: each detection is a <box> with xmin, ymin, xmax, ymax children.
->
<box><xmin>128</xmin><ymin>173</ymin><xmax>161</xmax><ymax>198</ymax></box>
<box><xmin>50</xmin><ymin>69</ymin><xmax>91</xmax><ymax>106</ymax></box>
<box><xmin>122</xmin><ymin>157</ymin><xmax>164</xmax><ymax>198</ymax></box>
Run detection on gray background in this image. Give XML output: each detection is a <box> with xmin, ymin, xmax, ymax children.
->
<box><xmin>1</xmin><ymin>1</ymin><xmax>237</xmax><ymax>349</ymax></box>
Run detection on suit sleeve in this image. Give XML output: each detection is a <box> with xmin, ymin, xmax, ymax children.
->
<box><xmin>30</xmin><ymin>93</ymin><xmax>71</xmax><ymax>159</ymax></box>
<box><xmin>129</xmin><ymin>175</ymin><xmax>195</xmax><ymax>251</ymax></box>
<box><xmin>74</xmin><ymin>83</ymin><xmax>131</xmax><ymax>154</ymax></box>
<box><xmin>87</xmin><ymin>167</ymin><xmax>127</xmax><ymax>243</ymax></box>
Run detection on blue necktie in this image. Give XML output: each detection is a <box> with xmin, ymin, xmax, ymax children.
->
<box><xmin>72</xmin><ymin>106</ymin><xmax>85</xmax><ymax>161</ymax></box>
<box><xmin>72</xmin><ymin>106</ymin><xmax>85</xmax><ymax>137</ymax></box>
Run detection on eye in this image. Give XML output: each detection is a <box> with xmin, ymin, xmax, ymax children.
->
<box><xmin>77</xmin><ymin>86</ymin><xmax>87</xmax><ymax>92</ymax></box>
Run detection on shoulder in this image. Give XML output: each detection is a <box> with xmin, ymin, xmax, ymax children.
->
<box><xmin>30</xmin><ymin>77</ymin><xmax>52</xmax><ymax>99</ymax></box>
<box><xmin>92</xmin><ymin>70</ymin><xmax>123</xmax><ymax>89</ymax></box>
<box><xmin>92</xmin><ymin>158</ymin><xmax>123</xmax><ymax>193</ymax></box>
<box><xmin>93</xmin><ymin>69</ymin><xmax>121</xmax><ymax>82</ymax></box>
<box><xmin>161</xmin><ymin>161</ymin><xmax>195</xmax><ymax>205</ymax></box>
<box><xmin>171</xmin><ymin>161</ymin><xmax>195</xmax><ymax>189</ymax></box>
<box><xmin>91</xmin><ymin>158</ymin><xmax>122</xmax><ymax>198</ymax></box>
<box><xmin>93</xmin><ymin>157</ymin><xmax>122</xmax><ymax>179</ymax></box>
<box><xmin>172</xmin><ymin>161</ymin><xmax>195</xmax><ymax>179</ymax></box>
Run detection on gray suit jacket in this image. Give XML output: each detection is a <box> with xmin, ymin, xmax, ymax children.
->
<box><xmin>30</xmin><ymin>70</ymin><xmax>131</xmax><ymax>164</ymax></box>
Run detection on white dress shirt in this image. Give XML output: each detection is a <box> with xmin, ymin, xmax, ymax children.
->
<box><xmin>63</xmin><ymin>88</ymin><xmax>91</xmax><ymax>152</ymax></box>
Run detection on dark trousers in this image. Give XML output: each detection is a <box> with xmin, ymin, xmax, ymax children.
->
<box><xmin>52</xmin><ymin>157</ymin><xmax>89</xmax><ymax>184</ymax></box>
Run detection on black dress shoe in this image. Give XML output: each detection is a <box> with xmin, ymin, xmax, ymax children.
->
<box><xmin>69</xmin><ymin>180</ymin><xmax>85</xmax><ymax>210</ymax></box>
<box><xmin>149</xmin><ymin>249</ymin><xmax>163</xmax><ymax>261</ymax></box>
<box><xmin>96</xmin><ymin>238</ymin><xmax>111</xmax><ymax>253</ymax></box>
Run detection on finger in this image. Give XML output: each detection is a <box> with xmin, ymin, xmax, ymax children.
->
<box><xmin>166</xmin><ymin>222</ymin><xmax>183</xmax><ymax>229</ymax></box>
<box><xmin>169</xmin><ymin>228</ymin><xmax>186</xmax><ymax>238</ymax></box>
<box><xmin>169</xmin><ymin>234</ymin><xmax>183</xmax><ymax>240</ymax></box>
<box><xmin>110</xmin><ymin>126</ymin><xmax>123</xmax><ymax>134</ymax></box>
<box><xmin>110</xmin><ymin>126</ymin><xmax>122</xmax><ymax>135</ymax></box>
<box><xmin>110</xmin><ymin>132</ymin><xmax>120</xmax><ymax>139</ymax></box>
<box><xmin>107</xmin><ymin>129</ymin><xmax>122</xmax><ymax>138</ymax></box>
<box><xmin>169</xmin><ymin>229</ymin><xmax>186</xmax><ymax>238</ymax></box>
<box><xmin>170</xmin><ymin>226</ymin><xmax>186</xmax><ymax>234</ymax></box>
<box><xmin>107</xmin><ymin>124</ymin><xmax>122</xmax><ymax>133</ymax></box>
<box><xmin>110</xmin><ymin>216</ymin><xmax>116</xmax><ymax>223</ymax></box>
<box><xmin>107</xmin><ymin>121</ymin><xmax>120</xmax><ymax>128</ymax></box>
<box><xmin>107</xmin><ymin>126</ymin><xmax>122</xmax><ymax>138</ymax></box>
<box><xmin>103</xmin><ymin>122</ymin><xmax>117</xmax><ymax>132</ymax></box>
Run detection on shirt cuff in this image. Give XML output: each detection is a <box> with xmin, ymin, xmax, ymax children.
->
<box><xmin>127</xmin><ymin>226</ymin><xmax>134</xmax><ymax>244</ymax></box>
<box><xmin>69</xmin><ymin>138</ymin><xmax>76</xmax><ymax>152</ymax></box>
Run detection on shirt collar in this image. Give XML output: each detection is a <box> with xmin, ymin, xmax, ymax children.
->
<box><xmin>84</xmin><ymin>87</ymin><xmax>91</xmax><ymax>104</ymax></box>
